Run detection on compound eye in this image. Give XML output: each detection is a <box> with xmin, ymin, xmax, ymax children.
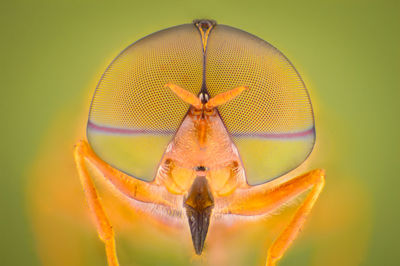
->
<box><xmin>205</xmin><ymin>25</ymin><xmax>315</xmax><ymax>185</ymax></box>
<box><xmin>87</xmin><ymin>24</ymin><xmax>203</xmax><ymax>182</ymax></box>
<box><xmin>87</xmin><ymin>22</ymin><xmax>315</xmax><ymax>186</ymax></box>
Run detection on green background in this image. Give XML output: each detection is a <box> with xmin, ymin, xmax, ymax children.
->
<box><xmin>2</xmin><ymin>0</ymin><xmax>399</xmax><ymax>265</ymax></box>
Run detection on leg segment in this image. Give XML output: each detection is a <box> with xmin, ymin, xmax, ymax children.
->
<box><xmin>75</xmin><ymin>140</ymin><xmax>180</xmax><ymax>207</ymax></box>
<box><xmin>265</xmin><ymin>170</ymin><xmax>325</xmax><ymax>266</ymax></box>
<box><xmin>74</xmin><ymin>140</ymin><xmax>181</xmax><ymax>265</ymax></box>
<box><xmin>217</xmin><ymin>169</ymin><xmax>325</xmax><ymax>266</ymax></box>
<box><xmin>74</xmin><ymin>141</ymin><xmax>119</xmax><ymax>266</ymax></box>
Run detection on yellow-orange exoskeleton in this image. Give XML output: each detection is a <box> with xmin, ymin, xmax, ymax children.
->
<box><xmin>74</xmin><ymin>19</ymin><xmax>325</xmax><ymax>266</ymax></box>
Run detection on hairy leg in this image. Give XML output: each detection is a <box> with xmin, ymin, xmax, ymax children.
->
<box><xmin>74</xmin><ymin>141</ymin><xmax>120</xmax><ymax>266</ymax></box>
<box><xmin>74</xmin><ymin>140</ymin><xmax>181</xmax><ymax>265</ymax></box>
<box><xmin>218</xmin><ymin>169</ymin><xmax>325</xmax><ymax>266</ymax></box>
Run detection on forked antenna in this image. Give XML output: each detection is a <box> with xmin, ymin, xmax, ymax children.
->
<box><xmin>165</xmin><ymin>83</ymin><xmax>248</xmax><ymax>109</ymax></box>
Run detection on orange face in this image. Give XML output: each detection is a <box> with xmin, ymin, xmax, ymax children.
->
<box><xmin>158</xmin><ymin>96</ymin><xmax>246</xmax><ymax>195</ymax></box>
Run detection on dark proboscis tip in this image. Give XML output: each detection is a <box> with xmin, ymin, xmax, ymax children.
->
<box><xmin>184</xmin><ymin>176</ymin><xmax>214</xmax><ymax>255</ymax></box>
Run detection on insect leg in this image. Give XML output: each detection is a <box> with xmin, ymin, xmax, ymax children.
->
<box><xmin>74</xmin><ymin>140</ymin><xmax>181</xmax><ymax>266</ymax></box>
<box><xmin>75</xmin><ymin>140</ymin><xmax>180</xmax><ymax>206</ymax></box>
<box><xmin>218</xmin><ymin>169</ymin><xmax>325</xmax><ymax>266</ymax></box>
<box><xmin>265</xmin><ymin>170</ymin><xmax>325</xmax><ymax>266</ymax></box>
<box><xmin>74</xmin><ymin>140</ymin><xmax>120</xmax><ymax>266</ymax></box>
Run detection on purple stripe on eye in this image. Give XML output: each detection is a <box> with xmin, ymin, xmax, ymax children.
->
<box><xmin>88</xmin><ymin>120</ymin><xmax>314</xmax><ymax>139</ymax></box>
<box><xmin>87</xmin><ymin>120</ymin><xmax>175</xmax><ymax>135</ymax></box>
<box><xmin>231</xmin><ymin>127</ymin><xmax>315</xmax><ymax>139</ymax></box>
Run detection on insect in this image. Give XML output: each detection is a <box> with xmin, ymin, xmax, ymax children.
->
<box><xmin>74</xmin><ymin>19</ymin><xmax>325</xmax><ymax>266</ymax></box>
